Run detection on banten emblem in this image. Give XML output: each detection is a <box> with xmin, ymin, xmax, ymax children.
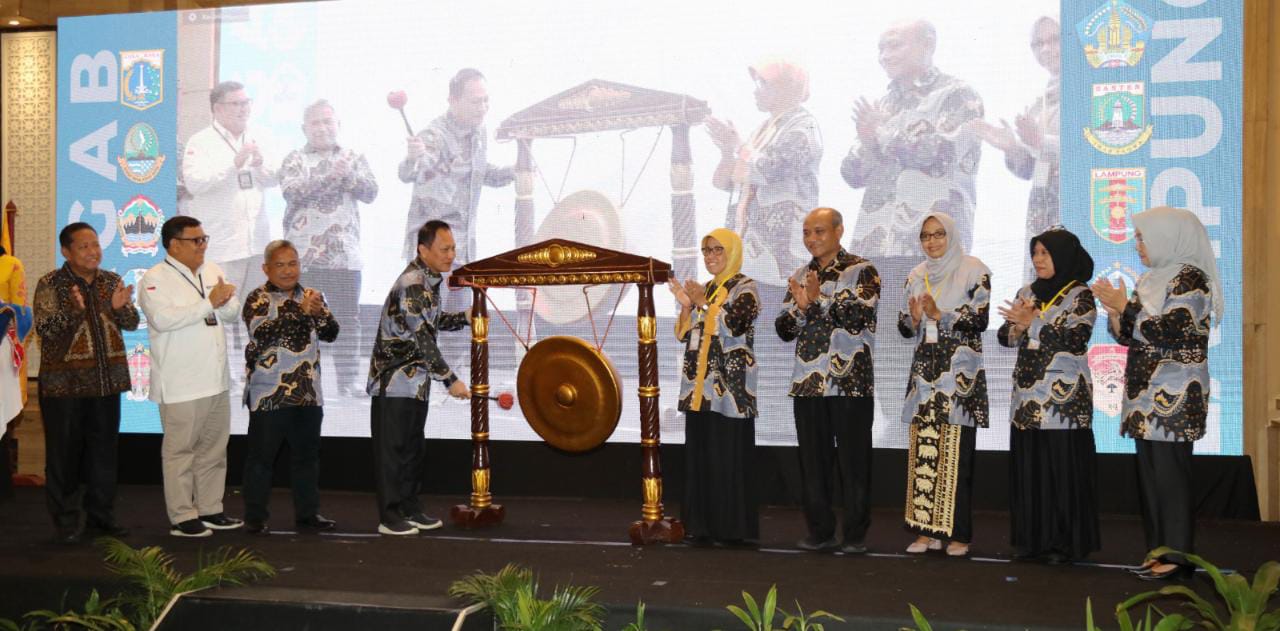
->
<box><xmin>1084</xmin><ymin>82</ymin><xmax>1152</xmax><ymax>155</ymax></box>
<box><xmin>117</xmin><ymin>195</ymin><xmax>164</xmax><ymax>256</ymax></box>
<box><xmin>120</xmin><ymin>49</ymin><xmax>163</xmax><ymax>111</ymax></box>
<box><xmin>116</xmin><ymin>123</ymin><xmax>166</xmax><ymax>183</ymax></box>
<box><xmin>126</xmin><ymin>343</ymin><xmax>151</xmax><ymax>402</ymax></box>
<box><xmin>1088</xmin><ymin>344</ymin><xmax>1127</xmax><ymax>417</ymax></box>
<box><xmin>1077</xmin><ymin>0</ymin><xmax>1151</xmax><ymax>68</ymax></box>
<box><xmin>1090</xmin><ymin>167</ymin><xmax>1145</xmax><ymax>244</ymax></box>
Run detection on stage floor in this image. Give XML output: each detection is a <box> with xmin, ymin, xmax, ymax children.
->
<box><xmin>2</xmin><ymin>485</ymin><xmax>1278</xmax><ymax>629</ymax></box>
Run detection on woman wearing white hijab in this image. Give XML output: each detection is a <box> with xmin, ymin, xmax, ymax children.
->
<box><xmin>1092</xmin><ymin>207</ymin><xmax>1221</xmax><ymax>581</ymax></box>
<box><xmin>899</xmin><ymin>212</ymin><xmax>991</xmax><ymax>557</ymax></box>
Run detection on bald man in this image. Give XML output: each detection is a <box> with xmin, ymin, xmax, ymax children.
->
<box><xmin>776</xmin><ymin>207</ymin><xmax>880</xmax><ymax>553</ymax></box>
<box><xmin>840</xmin><ymin>20</ymin><xmax>984</xmax><ymax>433</ymax></box>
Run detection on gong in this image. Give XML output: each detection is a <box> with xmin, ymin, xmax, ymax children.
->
<box><xmin>516</xmin><ymin>335</ymin><xmax>622</xmax><ymax>452</ymax></box>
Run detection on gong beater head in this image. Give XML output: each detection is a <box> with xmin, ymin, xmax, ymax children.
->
<box><xmin>516</xmin><ymin>335</ymin><xmax>622</xmax><ymax>452</ymax></box>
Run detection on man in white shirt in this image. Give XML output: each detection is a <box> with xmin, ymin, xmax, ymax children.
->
<box><xmin>181</xmin><ymin>80</ymin><xmax>278</xmax><ymax>363</ymax></box>
<box><xmin>138</xmin><ymin>216</ymin><xmax>244</xmax><ymax>537</ymax></box>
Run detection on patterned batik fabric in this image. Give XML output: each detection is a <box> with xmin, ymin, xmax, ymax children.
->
<box><xmin>675</xmin><ymin>274</ymin><xmax>760</xmax><ymax>419</ymax></box>
<box><xmin>1004</xmin><ymin>82</ymin><xmax>1062</xmax><ymax>245</ymax></box>
<box><xmin>775</xmin><ymin>250</ymin><xmax>880</xmax><ymax>397</ymax></box>
<box><xmin>397</xmin><ymin>114</ymin><xmax>513</xmax><ymax>265</ymax></box>
<box><xmin>997</xmin><ymin>284</ymin><xmax>1095</xmax><ymax>430</ymax></box>
<box><xmin>1111</xmin><ymin>265</ymin><xmax>1211</xmax><ymax>442</ymax></box>
<box><xmin>841</xmin><ymin>66</ymin><xmax>985</xmax><ymax>258</ymax></box>
<box><xmin>904</xmin><ymin>410</ymin><xmax>964</xmax><ymax>538</ymax></box>
<box><xmin>366</xmin><ymin>259</ymin><xmax>469</xmax><ymax>400</ymax></box>
<box><xmin>32</xmin><ymin>266</ymin><xmax>140</xmax><ymax>398</ymax></box>
<box><xmin>897</xmin><ymin>274</ymin><xmax>991</xmax><ymax>428</ymax></box>
<box><xmin>242</xmin><ymin>283</ymin><xmax>340</xmax><ymax>412</ymax></box>
<box><xmin>280</xmin><ymin>144</ymin><xmax>379</xmax><ymax>272</ymax></box>
<box><xmin>726</xmin><ymin>107</ymin><xmax>822</xmax><ymax>287</ymax></box>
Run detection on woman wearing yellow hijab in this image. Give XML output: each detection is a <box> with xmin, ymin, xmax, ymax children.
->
<box><xmin>668</xmin><ymin>228</ymin><xmax>761</xmax><ymax>547</ymax></box>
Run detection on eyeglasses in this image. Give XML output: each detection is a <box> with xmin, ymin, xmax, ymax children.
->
<box><xmin>919</xmin><ymin>230</ymin><xmax>947</xmax><ymax>243</ymax></box>
<box><xmin>701</xmin><ymin>245</ymin><xmax>725</xmax><ymax>255</ymax></box>
<box><xmin>218</xmin><ymin>98</ymin><xmax>253</xmax><ymax>109</ymax></box>
<box><xmin>174</xmin><ymin>236</ymin><xmax>210</xmax><ymax>246</ymax></box>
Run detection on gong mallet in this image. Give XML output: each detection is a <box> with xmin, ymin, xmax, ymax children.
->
<box><xmin>386</xmin><ymin>90</ymin><xmax>414</xmax><ymax>136</ymax></box>
<box><xmin>478</xmin><ymin>391</ymin><xmax>515</xmax><ymax>410</ymax></box>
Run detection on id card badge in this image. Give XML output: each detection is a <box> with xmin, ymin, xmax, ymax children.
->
<box><xmin>237</xmin><ymin>171</ymin><xmax>254</xmax><ymax>189</ymax></box>
<box><xmin>204</xmin><ymin>312</ymin><xmax>218</xmax><ymax>326</ymax></box>
<box><xmin>924</xmin><ymin>319</ymin><xmax>938</xmax><ymax>344</ymax></box>
<box><xmin>687</xmin><ymin>322</ymin><xmax>701</xmax><ymax>352</ymax></box>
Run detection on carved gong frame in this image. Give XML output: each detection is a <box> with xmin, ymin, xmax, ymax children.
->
<box><xmin>448</xmin><ymin>239</ymin><xmax>683</xmax><ymax>545</ymax></box>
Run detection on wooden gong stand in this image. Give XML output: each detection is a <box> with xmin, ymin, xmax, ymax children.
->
<box><xmin>447</xmin><ymin>238</ymin><xmax>683</xmax><ymax>545</ymax></box>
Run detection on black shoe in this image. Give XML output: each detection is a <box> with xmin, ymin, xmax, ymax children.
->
<box><xmin>199</xmin><ymin>513</ymin><xmax>244</xmax><ymax>530</ymax></box>
<box><xmin>244</xmin><ymin>521</ymin><xmax>270</xmax><ymax>536</ymax></box>
<box><xmin>1045</xmin><ymin>552</ymin><xmax>1071</xmax><ymax>566</ymax></box>
<box><xmin>682</xmin><ymin>535</ymin><xmax>713</xmax><ymax>548</ymax></box>
<box><xmin>377</xmin><ymin>519</ymin><xmax>419</xmax><ymax>536</ymax></box>
<box><xmin>839</xmin><ymin>542</ymin><xmax>868</xmax><ymax>555</ymax></box>
<box><xmin>86</xmin><ymin>521</ymin><xmax>130</xmax><ymax>538</ymax></box>
<box><xmin>170</xmin><ymin>519</ymin><xmax>213</xmax><ymax>538</ymax></box>
<box><xmin>403</xmin><ymin>512</ymin><xmax>442</xmax><ymax>531</ymax></box>
<box><xmin>716</xmin><ymin>539</ymin><xmax>759</xmax><ymax>550</ymax></box>
<box><xmin>295</xmin><ymin>515</ymin><xmax>336</xmax><ymax>531</ymax></box>
<box><xmin>796</xmin><ymin>536</ymin><xmax>838</xmax><ymax>552</ymax></box>
<box><xmin>1139</xmin><ymin>564</ymin><xmax>1194</xmax><ymax>581</ymax></box>
<box><xmin>54</xmin><ymin>528</ymin><xmax>84</xmax><ymax>545</ymax></box>
<box><xmin>1012</xmin><ymin>550</ymin><xmax>1040</xmax><ymax>562</ymax></box>
<box><xmin>1127</xmin><ymin>559</ymin><xmax>1159</xmax><ymax>575</ymax></box>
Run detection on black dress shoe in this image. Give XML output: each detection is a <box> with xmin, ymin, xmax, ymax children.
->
<box><xmin>796</xmin><ymin>536</ymin><xmax>838</xmax><ymax>552</ymax></box>
<box><xmin>54</xmin><ymin>528</ymin><xmax>84</xmax><ymax>545</ymax></box>
<box><xmin>1045</xmin><ymin>552</ymin><xmax>1071</xmax><ymax>566</ymax></box>
<box><xmin>840</xmin><ymin>542</ymin><xmax>868</xmax><ymax>555</ymax></box>
<box><xmin>716</xmin><ymin>538</ymin><xmax>759</xmax><ymax>550</ymax></box>
<box><xmin>295</xmin><ymin>515</ymin><xmax>336</xmax><ymax>531</ymax></box>
<box><xmin>1127</xmin><ymin>559</ymin><xmax>1159</xmax><ymax>575</ymax></box>
<box><xmin>245</xmin><ymin>521</ymin><xmax>270</xmax><ymax>536</ymax></box>
<box><xmin>682</xmin><ymin>535</ymin><xmax>713</xmax><ymax>548</ymax></box>
<box><xmin>1139</xmin><ymin>565</ymin><xmax>1194</xmax><ymax>581</ymax></box>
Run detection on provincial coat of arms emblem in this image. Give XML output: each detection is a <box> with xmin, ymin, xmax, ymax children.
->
<box><xmin>1088</xmin><ymin>344</ymin><xmax>1128</xmax><ymax>417</ymax></box>
<box><xmin>117</xmin><ymin>123</ymin><xmax>166</xmax><ymax>184</ymax></box>
<box><xmin>1091</xmin><ymin>167</ymin><xmax>1145</xmax><ymax>244</ymax></box>
<box><xmin>1084</xmin><ymin>82</ymin><xmax>1152</xmax><ymax>155</ymax></box>
<box><xmin>120</xmin><ymin>50</ymin><xmax>164</xmax><ymax>111</ymax></box>
<box><xmin>1076</xmin><ymin>0</ymin><xmax>1152</xmax><ymax>69</ymax></box>
<box><xmin>117</xmin><ymin>195</ymin><xmax>164</xmax><ymax>256</ymax></box>
<box><xmin>126</xmin><ymin>343</ymin><xmax>151</xmax><ymax>402</ymax></box>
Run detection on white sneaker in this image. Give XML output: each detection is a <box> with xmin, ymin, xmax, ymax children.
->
<box><xmin>377</xmin><ymin>520</ymin><xmax>420</xmax><ymax>536</ymax></box>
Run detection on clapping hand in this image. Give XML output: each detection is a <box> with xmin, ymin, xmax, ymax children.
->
<box><xmin>69</xmin><ymin>285</ymin><xmax>86</xmax><ymax>311</ymax></box>
<box><xmin>920</xmin><ymin>293</ymin><xmax>942</xmax><ymax>321</ymax></box>
<box><xmin>704</xmin><ymin>116</ymin><xmax>741</xmax><ymax>156</ymax></box>
<box><xmin>997</xmin><ymin>297</ymin><xmax>1036</xmax><ymax>329</ymax></box>
<box><xmin>1090</xmin><ymin>277</ymin><xmax>1128</xmax><ymax>315</ymax></box>
<box><xmin>1014</xmin><ymin>112</ymin><xmax>1043</xmax><ymax>151</ymax></box>
<box><xmin>667</xmin><ymin>278</ymin><xmax>692</xmax><ymax>309</ymax></box>
<box><xmin>969</xmin><ymin>118</ymin><xmax>1018</xmax><ymax>153</ymax></box>
<box><xmin>908</xmin><ymin>294</ymin><xmax>924</xmax><ymax>326</ymax></box>
<box><xmin>852</xmin><ymin>96</ymin><xmax>885</xmax><ymax>148</ymax></box>
<box><xmin>300</xmin><ymin>288</ymin><xmax>324</xmax><ymax>316</ymax></box>
<box><xmin>683</xmin><ymin>279</ymin><xmax>707</xmax><ymax>309</ymax></box>
<box><xmin>209</xmin><ymin>276</ymin><xmax>236</xmax><ymax>308</ymax></box>
<box><xmin>788</xmin><ymin>276</ymin><xmax>809</xmax><ymax>310</ymax></box>
<box><xmin>111</xmin><ymin>281</ymin><xmax>134</xmax><ymax>310</ymax></box>
<box><xmin>804</xmin><ymin>270</ymin><xmax>821</xmax><ymax>303</ymax></box>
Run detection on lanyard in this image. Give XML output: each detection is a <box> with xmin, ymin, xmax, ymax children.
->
<box><xmin>164</xmin><ymin>260</ymin><xmax>205</xmax><ymax>299</ymax></box>
<box><xmin>923</xmin><ymin>272</ymin><xmax>937</xmax><ymax>297</ymax></box>
<box><xmin>1038</xmin><ymin>281</ymin><xmax>1076</xmax><ymax>319</ymax></box>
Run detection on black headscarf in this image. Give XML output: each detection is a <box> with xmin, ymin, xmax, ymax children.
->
<box><xmin>1029</xmin><ymin>228</ymin><xmax>1094</xmax><ymax>303</ymax></box>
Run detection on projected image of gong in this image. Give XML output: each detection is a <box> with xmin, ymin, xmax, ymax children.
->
<box><xmin>516</xmin><ymin>335</ymin><xmax>622</xmax><ymax>452</ymax></box>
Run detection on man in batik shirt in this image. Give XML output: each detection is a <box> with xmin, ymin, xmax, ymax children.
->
<box><xmin>839</xmin><ymin>19</ymin><xmax>984</xmax><ymax>430</ymax></box>
<box><xmin>398</xmin><ymin>68</ymin><xmax>513</xmax><ymax>272</ymax></box>
<box><xmin>241</xmin><ymin>240</ymin><xmax>340</xmax><ymax>535</ymax></box>
<box><xmin>366</xmin><ymin>221</ymin><xmax>470</xmax><ymax>536</ymax></box>
<box><xmin>280</xmin><ymin>99</ymin><xmax>378</xmax><ymax>396</ymax></box>
<box><xmin>775</xmin><ymin>208</ymin><xmax>880</xmax><ymax>555</ymax></box>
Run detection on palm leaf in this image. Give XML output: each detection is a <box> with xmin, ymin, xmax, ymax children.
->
<box><xmin>761</xmin><ymin>585</ymin><xmax>778</xmax><ymax>631</ymax></box>
<box><xmin>727</xmin><ymin>604</ymin><xmax>758</xmax><ymax>629</ymax></box>
<box><xmin>907</xmin><ymin>604</ymin><xmax>933</xmax><ymax>631</ymax></box>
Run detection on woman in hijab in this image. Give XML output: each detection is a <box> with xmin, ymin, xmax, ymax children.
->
<box><xmin>899</xmin><ymin>212</ymin><xmax>991</xmax><ymax>557</ymax></box>
<box><xmin>997</xmin><ymin>228</ymin><xmax>1100</xmax><ymax>564</ymax></box>
<box><xmin>1092</xmin><ymin>207</ymin><xmax>1222</xmax><ymax>581</ymax></box>
<box><xmin>668</xmin><ymin>228</ymin><xmax>761</xmax><ymax>547</ymax></box>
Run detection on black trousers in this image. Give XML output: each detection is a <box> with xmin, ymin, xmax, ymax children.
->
<box><xmin>370</xmin><ymin>395</ymin><xmax>430</xmax><ymax>523</ymax></box>
<box><xmin>794</xmin><ymin>396</ymin><xmax>874</xmax><ymax>544</ymax></box>
<box><xmin>302</xmin><ymin>270</ymin><xmax>362</xmax><ymax>388</ymax></box>
<box><xmin>0</xmin><ymin>426</ymin><xmax>14</xmax><ymax>502</ymax></box>
<box><xmin>38</xmin><ymin>393</ymin><xmax>121</xmax><ymax>531</ymax></box>
<box><xmin>242</xmin><ymin>406</ymin><xmax>323</xmax><ymax>524</ymax></box>
<box><xmin>682</xmin><ymin>411</ymin><xmax>759</xmax><ymax>541</ymax></box>
<box><xmin>1135</xmin><ymin>438</ymin><xmax>1195</xmax><ymax>565</ymax></box>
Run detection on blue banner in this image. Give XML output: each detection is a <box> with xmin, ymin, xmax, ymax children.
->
<box><xmin>1061</xmin><ymin>0</ymin><xmax>1243</xmax><ymax>454</ymax></box>
<box><xmin>56</xmin><ymin>12</ymin><xmax>178</xmax><ymax>433</ymax></box>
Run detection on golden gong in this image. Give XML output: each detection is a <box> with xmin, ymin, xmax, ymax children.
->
<box><xmin>516</xmin><ymin>336</ymin><xmax>622</xmax><ymax>452</ymax></box>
